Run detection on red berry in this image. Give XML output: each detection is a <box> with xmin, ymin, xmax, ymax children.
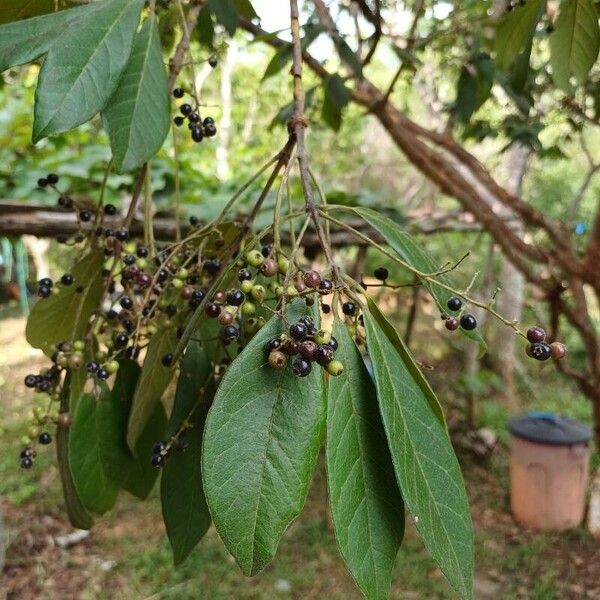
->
<box><xmin>526</xmin><ymin>326</ymin><xmax>546</xmax><ymax>343</ymax></box>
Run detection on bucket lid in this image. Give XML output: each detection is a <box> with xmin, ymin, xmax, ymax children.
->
<box><xmin>508</xmin><ymin>412</ymin><xmax>593</xmax><ymax>445</ymax></box>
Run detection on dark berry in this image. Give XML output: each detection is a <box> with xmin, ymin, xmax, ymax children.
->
<box><xmin>203</xmin><ymin>259</ymin><xmax>221</xmax><ymax>275</ymax></box>
<box><xmin>189</xmin><ymin>215</ymin><xmax>199</xmax><ymax>226</ymax></box>
<box><xmin>38</xmin><ymin>432</ymin><xmax>52</xmax><ymax>445</ymax></box>
<box><xmin>204</xmin><ymin>122</ymin><xmax>217</xmax><ymax>137</ymax></box>
<box><xmin>261</xmin><ymin>244</ymin><xmax>273</xmax><ymax>258</ymax></box>
<box><xmin>191</xmin><ymin>289</ymin><xmax>205</xmax><ymax>302</ymax></box>
<box><xmin>39</xmin><ymin>277</ymin><xmax>53</xmax><ymax>288</ymax></box>
<box><xmin>329</xmin><ymin>336</ymin><xmax>339</xmax><ymax>351</ymax></box>
<box><xmin>447</xmin><ymin>297</ymin><xmax>462</xmax><ymax>312</ymax></box>
<box><xmin>60</xmin><ymin>273</ymin><xmax>74</xmax><ymax>286</ymax></box>
<box><xmin>374</xmin><ymin>267</ymin><xmax>389</xmax><ymax>281</ymax></box>
<box><xmin>226</xmin><ymin>289</ymin><xmax>245</xmax><ymax>306</ymax></box>
<box><xmin>24</xmin><ymin>375</ymin><xmax>37</xmax><ymax>388</ymax></box>
<box><xmin>460</xmin><ymin>314</ymin><xmax>477</xmax><ymax>331</ymax></box>
<box><xmin>188</xmin><ymin>112</ymin><xmax>200</xmax><ymax>123</ymax></box>
<box><xmin>220</xmin><ymin>325</ymin><xmax>240</xmax><ymax>343</ymax></box>
<box><xmin>120</xmin><ymin>296</ymin><xmax>133</xmax><ymax>310</ymax></box>
<box><xmin>152</xmin><ymin>441</ymin><xmax>167</xmax><ymax>455</ymax></box>
<box><xmin>38</xmin><ymin>285</ymin><xmax>51</xmax><ymax>298</ymax></box>
<box><xmin>136</xmin><ymin>245</ymin><xmax>148</xmax><ymax>258</ymax></box>
<box><xmin>180</xmin><ymin>103</ymin><xmax>192</xmax><ymax>115</ymax></box>
<box><xmin>162</xmin><ymin>353</ymin><xmax>174</xmax><ymax>367</ymax></box>
<box><xmin>79</xmin><ymin>209</ymin><xmax>92</xmax><ymax>222</ymax></box>
<box><xmin>342</xmin><ymin>301</ymin><xmax>356</xmax><ymax>316</ymax></box>
<box><xmin>114</xmin><ymin>333</ymin><xmax>129</xmax><ymax>348</ymax></box>
<box><xmin>208</xmin><ymin>55</ymin><xmax>218</xmax><ymax>68</ymax></box>
<box><xmin>203</xmin><ymin>116</ymin><xmax>215</xmax><ymax>126</ymax></box>
<box><xmin>299</xmin><ymin>340</ymin><xmax>317</xmax><ymax>360</ymax></box>
<box><xmin>292</xmin><ymin>357</ymin><xmax>312</xmax><ymax>377</ymax></box>
<box><xmin>281</xmin><ymin>339</ymin><xmax>299</xmax><ymax>355</ymax></box>
<box><xmin>115</xmin><ymin>228</ymin><xmax>129</xmax><ymax>242</ymax></box>
<box><xmin>321</xmin><ymin>303</ymin><xmax>331</xmax><ymax>314</ymax></box>
<box><xmin>151</xmin><ymin>454</ymin><xmax>165</xmax><ymax>468</ymax></box>
<box><xmin>266</xmin><ymin>337</ymin><xmax>282</xmax><ymax>351</ymax></box>
<box><xmin>164</xmin><ymin>304</ymin><xmax>177</xmax><ymax>318</ymax></box>
<box><xmin>75</xmin><ymin>285</ymin><xmax>84</xmax><ymax>294</ymax></box>
<box><xmin>38</xmin><ymin>177</ymin><xmax>48</xmax><ymax>188</ymax></box>
<box><xmin>174</xmin><ymin>116</ymin><xmax>185</xmax><ymax>126</ymax></box>
<box><xmin>21</xmin><ymin>457</ymin><xmax>33</xmax><ymax>470</ymax></box>
<box><xmin>206</xmin><ymin>302</ymin><xmax>221</xmax><ymax>318</ymax></box>
<box><xmin>315</xmin><ymin>344</ymin><xmax>335</xmax><ymax>366</ymax></box>
<box><xmin>87</xmin><ymin>361</ymin><xmax>99</xmax><ymax>373</ymax></box>
<box><xmin>20</xmin><ymin>448</ymin><xmax>33</xmax><ymax>459</ymax></box>
<box><xmin>289</xmin><ymin>322</ymin><xmax>308</xmax><ymax>341</ymax></box>
<box><xmin>530</xmin><ymin>342</ymin><xmax>552</xmax><ymax>361</ymax></box>
<box><xmin>238</xmin><ymin>268</ymin><xmax>252</xmax><ymax>281</ymax></box>
<box><xmin>445</xmin><ymin>318</ymin><xmax>459</xmax><ymax>331</ymax></box>
<box><xmin>123</xmin><ymin>254</ymin><xmax>136</xmax><ymax>266</ymax></box>
<box><xmin>526</xmin><ymin>326</ymin><xmax>546</xmax><ymax>343</ymax></box>
<box><xmin>106</xmin><ymin>309</ymin><xmax>118</xmax><ymax>321</ymax></box>
<box><xmin>104</xmin><ymin>204</ymin><xmax>117</xmax><ymax>216</ymax></box>
<box><xmin>191</xmin><ymin>127</ymin><xmax>204</xmax><ymax>143</ymax></box>
<box><xmin>97</xmin><ymin>368</ymin><xmax>109</xmax><ymax>380</ymax></box>
<box><xmin>46</xmin><ymin>173</ymin><xmax>59</xmax><ymax>185</ymax></box>
<box><xmin>318</xmin><ymin>279</ymin><xmax>333</xmax><ymax>295</ymax></box>
<box><xmin>173</xmin><ymin>87</ymin><xmax>185</xmax><ymax>98</ymax></box>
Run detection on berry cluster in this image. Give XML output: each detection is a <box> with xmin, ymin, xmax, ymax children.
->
<box><xmin>525</xmin><ymin>327</ymin><xmax>566</xmax><ymax>361</ymax></box>
<box><xmin>172</xmin><ymin>88</ymin><xmax>217</xmax><ymax>143</ymax></box>
<box><xmin>442</xmin><ymin>296</ymin><xmax>478</xmax><ymax>332</ymax></box>
<box><xmin>266</xmin><ymin>315</ymin><xmax>343</xmax><ymax>378</ymax></box>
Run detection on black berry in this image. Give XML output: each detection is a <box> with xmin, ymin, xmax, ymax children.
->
<box><xmin>460</xmin><ymin>314</ymin><xmax>477</xmax><ymax>331</ymax></box>
<box><xmin>374</xmin><ymin>267</ymin><xmax>389</xmax><ymax>281</ymax></box>
<box><xmin>46</xmin><ymin>173</ymin><xmax>59</xmax><ymax>185</ymax></box>
<box><xmin>174</xmin><ymin>116</ymin><xmax>185</xmax><ymax>126</ymax></box>
<box><xmin>315</xmin><ymin>344</ymin><xmax>335</xmax><ymax>366</ymax></box>
<box><xmin>173</xmin><ymin>87</ymin><xmax>185</xmax><ymax>98</ymax></box>
<box><xmin>97</xmin><ymin>368</ymin><xmax>109</xmax><ymax>380</ymax></box>
<box><xmin>79</xmin><ymin>210</ymin><xmax>92</xmax><ymax>222</ymax></box>
<box><xmin>220</xmin><ymin>325</ymin><xmax>240</xmax><ymax>343</ymax></box>
<box><xmin>208</xmin><ymin>55</ymin><xmax>218</xmax><ymax>68</ymax></box>
<box><xmin>60</xmin><ymin>273</ymin><xmax>74</xmax><ymax>286</ymax></box>
<box><xmin>447</xmin><ymin>297</ymin><xmax>462</xmax><ymax>312</ymax></box>
<box><xmin>289</xmin><ymin>322</ymin><xmax>308</xmax><ymax>341</ymax></box>
<box><xmin>38</xmin><ymin>432</ymin><xmax>52</xmax><ymax>445</ymax></box>
<box><xmin>104</xmin><ymin>203</ymin><xmax>117</xmax><ymax>216</ymax></box>
<box><xmin>120</xmin><ymin>296</ymin><xmax>133</xmax><ymax>310</ymax></box>
<box><xmin>21</xmin><ymin>457</ymin><xmax>33</xmax><ymax>469</ymax></box>
<box><xmin>292</xmin><ymin>357</ymin><xmax>312</xmax><ymax>377</ymax></box>
<box><xmin>226</xmin><ymin>289</ymin><xmax>245</xmax><ymax>306</ymax></box>
<box><xmin>530</xmin><ymin>342</ymin><xmax>552</xmax><ymax>361</ymax></box>
<box><xmin>180</xmin><ymin>103</ymin><xmax>192</xmax><ymax>116</ymax></box>
<box><xmin>24</xmin><ymin>375</ymin><xmax>37</xmax><ymax>388</ymax></box>
<box><xmin>342</xmin><ymin>301</ymin><xmax>356</xmax><ymax>316</ymax></box>
<box><xmin>162</xmin><ymin>353</ymin><xmax>174</xmax><ymax>367</ymax></box>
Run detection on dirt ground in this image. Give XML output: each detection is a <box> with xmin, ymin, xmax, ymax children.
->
<box><xmin>1</xmin><ymin>317</ymin><xmax>599</xmax><ymax>600</ymax></box>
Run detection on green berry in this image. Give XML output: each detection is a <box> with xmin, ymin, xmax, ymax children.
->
<box><xmin>327</xmin><ymin>360</ymin><xmax>344</xmax><ymax>376</ymax></box>
<box><xmin>245</xmin><ymin>250</ymin><xmax>264</xmax><ymax>268</ymax></box>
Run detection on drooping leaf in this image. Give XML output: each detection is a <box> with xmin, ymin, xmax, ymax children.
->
<box><xmin>495</xmin><ymin>0</ymin><xmax>545</xmax><ymax>71</ymax></box>
<box><xmin>345</xmin><ymin>206</ymin><xmax>487</xmax><ymax>355</ymax></box>
<box><xmin>364</xmin><ymin>306</ymin><xmax>474</xmax><ymax>600</ymax></box>
<box><xmin>97</xmin><ymin>360</ymin><xmax>166</xmax><ymax>500</ymax></box>
<box><xmin>327</xmin><ymin>319</ymin><xmax>404</xmax><ymax>600</ymax></box>
<box><xmin>333</xmin><ymin>36</ymin><xmax>363</xmax><ymax>76</ymax></box>
<box><xmin>0</xmin><ymin>0</ymin><xmax>79</xmax><ymax>25</ymax></box>
<box><xmin>25</xmin><ymin>249</ymin><xmax>105</xmax><ymax>355</ymax></box>
<box><xmin>207</xmin><ymin>0</ymin><xmax>237</xmax><ymax>35</ymax></box>
<box><xmin>550</xmin><ymin>0</ymin><xmax>600</xmax><ymax>91</ymax></box>
<box><xmin>262</xmin><ymin>44</ymin><xmax>293</xmax><ymax>81</ymax></box>
<box><xmin>195</xmin><ymin>6</ymin><xmax>215</xmax><ymax>48</ymax></box>
<box><xmin>322</xmin><ymin>74</ymin><xmax>350</xmax><ymax>131</ymax></box>
<box><xmin>127</xmin><ymin>326</ymin><xmax>178</xmax><ymax>451</ymax></box>
<box><xmin>161</xmin><ymin>340</ymin><xmax>213</xmax><ymax>565</ymax></box>
<box><xmin>0</xmin><ymin>2</ymin><xmax>93</xmax><ymax>71</ymax></box>
<box><xmin>453</xmin><ymin>54</ymin><xmax>495</xmax><ymax>124</ymax></box>
<box><xmin>69</xmin><ymin>390</ymin><xmax>119</xmax><ymax>515</ymax></box>
<box><xmin>202</xmin><ymin>301</ymin><xmax>325</xmax><ymax>576</ymax></box>
<box><xmin>55</xmin><ymin>373</ymin><xmax>93</xmax><ymax>530</ymax></box>
<box><xmin>232</xmin><ymin>0</ymin><xmax>258</xmax><ymax>19</ymax></box>
<box><xmin>32</xmin><ymin>0</ymin><xmax>144</xmax><ymax>142</ymax></box>
<box><xmin>102</xmin><ymin>15</ymin><xmax>170</xmax><ymax>173</ymax></box>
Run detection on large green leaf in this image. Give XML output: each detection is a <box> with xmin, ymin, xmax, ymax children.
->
<box><xmin>69</xmin><ymin>390</ymin><xmax>119</xmax><ymax>515</ymax></box>
<box><xmin>364</xmin><ymin>306</ymin><xmax>474</xmax><ymax>600</ymax></box>
<box><xmin>495</xmin><ymin>0</ymin><xmax>545</xmax><ymax>71</ymax></box>
<box><xmin>327</xmin><ymin>319</ymin><xmax>404</xmax><ymax>600</ymax></box>
<box><xmin>25</xmin><ymin>249</ymin><xmax>105</xmax><ymax>355</ymax></box>
<box><xmin>32</xmin><ymin>0</ymin><xmax>144</xmax><ymax>142</ymax></box>
<box><xmin>453</xmin><ymin>54</ymin><xmax>495</xmax><ymax>124</ymax></box>
<box><xmin>550</xmin><ymin>0</ymin><xmax>600</xmax><ymax>91</ymax></box>
<box><xmin>202</xmin><ymin>301</ymin><xmax>325</xmax><ymax>576</ymax></box>
<box><xmin>97</xmin><ymin>360</ymin><xmax>166</xmax><ymax>500</ymax></box>
<box><xmin>56</xmin><ymin>373</ymin><xmax>93</xmax><ymax>530</ymax></box>
<box><xmin>207</xmin><ymin>0</ymin><xmax>237</xmax><ymax>35</ymax></box>
<box><xmin>262</xmin><ymin>44</ymin><xmax>293</xmax><ymax>81</ymax></box>
<box><xmin>127</xmin><ymin>325</ymin><xmax>177</xmax><ymax>451</ymax></box>
<box><xmin>161</xmin><ymin>340</ymin><xmax>213</xmax><ymax>565</ymax></box>
<box><xmin>346</xmin><ymin>206</ymin><xmax>487</xmax><ymax>355</ymax></box>
<box><xmin>0</xmin><ymin>2</ymin><xmax>93</xmax><ymax>71</ymax></box>
<box><xmin>102</xmin><ymin>15</ymin><xmax>170</xmax><ymax>173</ymax></box>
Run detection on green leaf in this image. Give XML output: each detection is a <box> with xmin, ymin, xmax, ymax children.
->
<box><xmin>69</xmin><ymin>390</ymin><xmax>119</xmax><ymax>515</ymax></box>
<box><xmin>55</xmin><ymin>374</ymin><xmax>93</xmax><ymax>530</ymax></box>
<box><xmin>346</xmin><ymin>206</ymin><xmax>487</xmax><ymax>355</ymax></box>
<box><xmin>269</xmin><ymin>86</ymin><xmax>316</xmax><ymax>129</ymax></box>
<box><xmin>32</xmin><ymin>0</ymin><xmax>144</xmax><ymax>142</ymax></box>
<box><xmin>322</xmin><ymin>74</ymin><xmax>350</xmax><ymax>131</ymax></box>
<box><xmin>0</xmin><ymin>2</ymin><xmax>92</xmax><ymax>70</ymax></box>
<box><xmin>102</xmin><ymin>15</ymin><xmax>170</xmax><ymax>173</ymax></box>
<box><xmin>127</xmin><ymin>325</ymin><xmax>177</xmax><ymax>451</ymax></box>
<box><xmin>453</xmin><ymin>55</ymin><xmax>495</xmax><ymax>124</ymax></box>
<box><xmin>207</xmin><ymin>0</ymin><xmax>237</xmax><ymax>35</ymax></box>
<box><xmin>195</xmin><ymin>6</ymin><xmax>215</xmax><ymax>49</ymax></box>
<box><xmin>0</xmin><ymin>0</ymin><xmax>79</xmax><ymax>25</ymax></box>
<box><xmin>161</xmin><ymin>340</ymin><xmax>213</xmax><ymax>565</ymax></box>
<box><xmin>97</xmin><ymin>360</ymin><xmax>166</xmax><ymax>500</ymax></box>
<box><xmin>202</xmin><ymin>301</ymin><xmax>325</xmax><ymax>576</ymax></box>
<box><xmin>25</xmin><ymin>250</ymin><xmax>105</xmax><ymax>355</ymax></box>
<box><xmin>262</xmin><ymin>44</ymin><xmax>293</xmax><ymax>81</ymax></box>
<box><xmin>495</xmin><ymin>0</ymin><xmax>546</xmax><ymax>71</ymax></box>
<box><xmin>364</xmin><ymin>305</ymin><xmax>474</xmax><ymax>600</ymax></box>
<box><xmin>327</xmin><ymin>319</ymin><xmax>404</xmax><ymax>600</ymax></box>
<box><xmin>550</xmin><ymin>0</ymin><xmax>600</xmax><ymax>91</ymax></box>
<box><xmin>334</xmin><ymin>37</ymin><xmax>363</xmax><ymax>76</ymax></box>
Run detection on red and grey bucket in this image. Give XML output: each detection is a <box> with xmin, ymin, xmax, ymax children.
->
<box><xmin>508</xmin><ymin>412</ymin><xmax>593</xmax><ymax>531</ymax></box>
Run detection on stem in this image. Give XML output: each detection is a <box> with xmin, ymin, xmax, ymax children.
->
<box><xmin>144</xmin><ymin>166</ymin><xmax>155</xmax><ymax>254</ymax></box>
<box><xmin>172</xmin><ymin>122</ymin><xmax>182</xmax><ymax>242</ymax></box>
<box><xmin>289</xmin><ymin>0</ymin><xmax>341</xmax><ymax>284</ymax></box>
<box><xmin>124</xmin><ymin>163</ymin><xmax>148</xmax><ymax>229</ymax></box>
